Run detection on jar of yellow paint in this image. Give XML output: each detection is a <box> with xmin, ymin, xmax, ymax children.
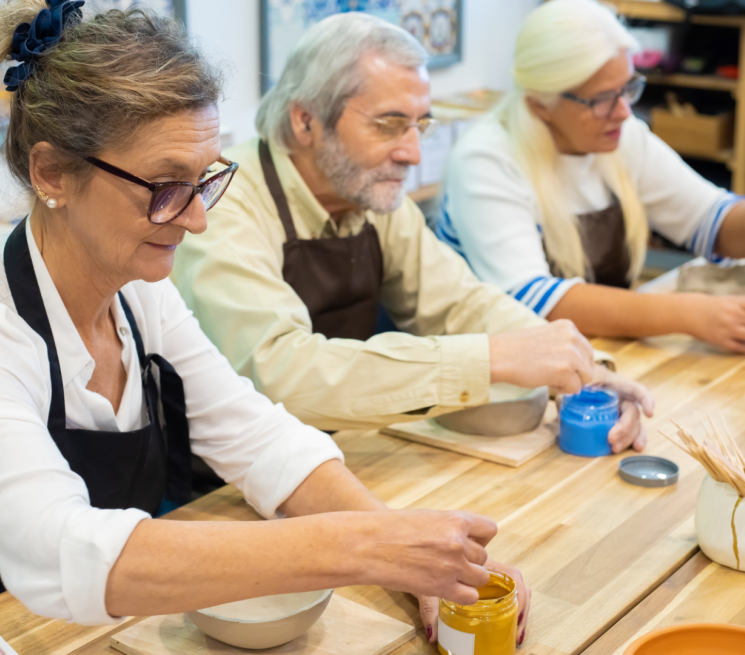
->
<box><xmin>437</xmin><ymin>571</ymin><xmax>518</xmax><ymax>655</ymax></box>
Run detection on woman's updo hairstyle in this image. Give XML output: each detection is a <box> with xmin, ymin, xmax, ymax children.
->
<box><xmin>0</xmin><ymin>0</ymin><xmax>222</xmax><ymax>190</ymax></box>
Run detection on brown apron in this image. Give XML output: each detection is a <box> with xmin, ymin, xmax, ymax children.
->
<box><xmin>547</xmin><ymin>201</ymin><xmax>631</xmax><ymax>288</ymax></box>
<box><xmin>259</xmin><ymin>140</ymin><xmax>384</xmax><ymax>340</ymax></box>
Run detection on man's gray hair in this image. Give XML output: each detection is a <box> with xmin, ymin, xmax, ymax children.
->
<box><xmin>256</xmin><ymin>13</ymin><xmax>428</xmax><ymax>151</ymax></box>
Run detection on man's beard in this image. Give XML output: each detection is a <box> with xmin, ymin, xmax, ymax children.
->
<box><xmin>315</xmin><ymin>130</ymin><xmax>410</xmax><ymax>214</ymax></box>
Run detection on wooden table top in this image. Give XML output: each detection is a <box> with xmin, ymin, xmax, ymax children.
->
<box><xmin>2</xmin><ymin>332</ymin><xmax>745</xmax><ymax>655</ymax></box>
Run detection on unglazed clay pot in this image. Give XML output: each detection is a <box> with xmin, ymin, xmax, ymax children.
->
<box><xmin>695</xmin><ymin>474</ymin><xmax>745</xmax><ymax>571</ymax></box>
<box><xmin>623</xmin><ymin>623</ymin><xmax>745</xmax><ymax>654</ymax></box>
<box><xmin>187</xmin><ymin>589</ymin><xmax>333</xmax><ymax>649</ymax></box>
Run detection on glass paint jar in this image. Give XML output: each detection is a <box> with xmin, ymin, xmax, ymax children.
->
<box><xmin>437</xmin><ymin>571</ymin><xmax>518</xmax><ymax>655</ymax></box>
<box><xmin>559</xmin><ymin>387</ymin><xmax>619</xmax><ymax>457</ymax></box>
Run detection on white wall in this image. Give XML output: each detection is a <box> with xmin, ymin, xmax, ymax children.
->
<box><xmin>185</xmin><ymin>0</ymin><xmax>541</xmax><ymax>145</ymax></box>
<box><xmin>429</xmin><ymin>0</ymin><xmax>540</xmax><ymax>96</ymax></box>
<box><xmin>185</xmin><ymin>0</ymin><xmax>261</xmax><ymax>145</ymax></box>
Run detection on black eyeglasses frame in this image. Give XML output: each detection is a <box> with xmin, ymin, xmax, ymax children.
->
<box><xmin>561</xmin><ymin>73</ymin><xmax>647</xmax><ymax>119</ymax></box>
<box><xmin>85</xmin><ymin>155</ymin><xmax>239</xmax><ymax>224</ymax></box>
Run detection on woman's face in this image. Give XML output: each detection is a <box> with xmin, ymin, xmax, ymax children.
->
<box><xmin>532</xmin><ymin>50</ymin><xmax>634</xmax><ymax>155</ymax></box>
<box><xmin>58</xmin><ymin>105</ymin><xmax>221</xmax><ymax>285</ymax></box>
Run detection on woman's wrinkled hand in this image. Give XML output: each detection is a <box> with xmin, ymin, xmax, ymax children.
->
<box><xmin>360</xmin><ymin>509</ymin><xmax>496</xmax><ymax>606</ymax></box>
<box><xmin>686</xmin><ymin>294</ymin><xmax>745</xmax><ymax>353</ymax></box>
<box><xmin>591</xmin><ymin>365</ymin><xmax>654</xmax><ymax>453</ymax></box>
<box><xmin>417</xmin><ymin>560</ymin><xmax>531</xmax><ymax>646</ymax></box>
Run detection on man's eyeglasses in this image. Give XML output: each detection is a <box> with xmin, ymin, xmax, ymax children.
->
<box><xmin>86</xmin><ymin>156</ymin><xmax>239</xmax><ymax>225</ymax></box>
<box><xmin>561</xmin><ymin>74</ymin><xmax>646</xmax><ymax>119</ymax></box>
<box><xmin>346</xmin><ymin>105</ymin><xmax>441</xmax><ymax>141</ymax></box>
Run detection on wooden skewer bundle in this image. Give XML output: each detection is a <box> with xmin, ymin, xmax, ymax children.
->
<box><xmin>660</xmin><ymin>414</ymin><xmax>745</xmax><ymax>497</ymax></box>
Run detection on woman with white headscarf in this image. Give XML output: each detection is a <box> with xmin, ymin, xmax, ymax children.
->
<box><xmin>438</xmin><ymin>0</ymin><xmax>745</xmax><ymax>350</ymax></box>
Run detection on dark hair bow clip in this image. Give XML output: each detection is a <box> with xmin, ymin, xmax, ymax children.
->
<box><xmin>4</xmin><ymin>0</ymin><xmax>85</xmax><ymax>92</ymax></box>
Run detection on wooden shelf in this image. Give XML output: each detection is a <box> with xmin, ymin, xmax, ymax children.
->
<box><xmin>606</xmin><ymin>0</ymin><xmax>685</xmax><ymax>22</ymax></box>
<box><xmin>606</xmin><ymin>0</ymin><xmax>745</xmax><ymax>26</ymax></box>
<box><xmin>408</xmin><ymin>183</ymin><xmax>439</xmax><ymax>203</ymax></box>
<box><xmin>604</xmin><ymin>1</ymin><xmax>745</xmax><ymax>192</ymax></box>
<box><xmin>646</xmin><ymin>72</ymin><xmax>738</xmax><ymax>94</ymax></box>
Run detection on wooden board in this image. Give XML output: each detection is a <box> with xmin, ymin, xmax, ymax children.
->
<box><xmin>110</xmin><ymin>594</ymin><xmax>414</xmax><ymax>655</ymax></box>
<box><xmin>582</xmin><ymin>552</ymin><xmax>745</xmax><ymax>655</ymax></box>
<box><xmin>381</xmin><ymin>404</ymin><xmax>558</xmax><ymax>467</ymax></box>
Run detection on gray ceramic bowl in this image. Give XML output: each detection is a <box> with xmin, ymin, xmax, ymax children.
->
<box><xmin>435</xmin><ymin>385</ymin><xmax>549</xmax><ymax>436</ymax></box>
<box><xmin>187</xmin><ymin>589</ymin><xmax>333</xmax><ymax>649</ymax></box>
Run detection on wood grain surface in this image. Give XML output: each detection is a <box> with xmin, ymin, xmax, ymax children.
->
<box><xmin>582</xmin><ymin>552</ymin><xmax>745</xmax><ymax>655</ymax></box>
<box><xmin>111</xmin><ymin>595</ymin><xmax>415</xmax><ymax>655</ymax></box>
<box><xmin>2</xmin><ymin>333</ymin><xmax>745</xmax><ymax>655</ymax></box>
<box><xmin>381</xmin><ymin>404</ymin><xmax>558</xmax><ymax>467</ymax></box>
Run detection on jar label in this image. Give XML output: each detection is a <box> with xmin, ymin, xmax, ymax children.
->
<box><xmin>438</xmin><ymin>618</ymin><xmax>475</xmax><ymax>655</ymax></box>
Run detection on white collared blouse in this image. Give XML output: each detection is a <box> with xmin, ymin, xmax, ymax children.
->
<box><xmin>0</xmin><ymin>219</ymin><xmax>343</xmax><ymax>625</ymax></box>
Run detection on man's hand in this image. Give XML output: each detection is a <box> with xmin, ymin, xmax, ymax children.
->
<box><xmin>489</xmin><ymin>320</ymin><xmax>595</xmax><ymax>394</ymax></box>
<box><xmin>591</xmin><ymin>365</ymin><xmax>655</xmax><ymax>453</ymax></box>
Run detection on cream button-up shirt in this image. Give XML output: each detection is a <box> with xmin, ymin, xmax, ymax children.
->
<box><xmin>171</xmin><ymin>138</ymin><xmax>546</xmax><ymax>431</ymax></box>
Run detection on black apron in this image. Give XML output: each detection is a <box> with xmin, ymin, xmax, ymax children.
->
<box><xmin>547</xmin><ymin>202</ymin><xmax>632</xmax><ymax>289</ymax></box>
<box><xmin>259</xmin><ymin>140</ymin><xmax>384</xmax><ymax>340</ymax></box>
<box><xmin>0</xmin><ymin>219</ymin><xmax>192</xmax><ymax>594</ymax></box>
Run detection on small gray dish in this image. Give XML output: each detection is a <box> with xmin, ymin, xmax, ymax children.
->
<box><xmin>435</xmin><ymin>386</ymin><xmax>549</xmax><ymax>437</ymax></box>
<box><xmin>187</xmin><ymin>589</ymin><xmax>333</xmax><ymax>649</ymax></box>
<box><xmin>619</xmin><ymin>456</ymin><xmax>679</xmax><ymax>487</ymax></box>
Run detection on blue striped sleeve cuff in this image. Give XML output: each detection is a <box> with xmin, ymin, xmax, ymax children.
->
<box><xmin>435</xmin><ymin>194</ymin><xmax>469</xmax><ymax>262</ymax></box>
<box><xmin>689</xmin><ymin>193</ymin><xmax>742</xmax><ymax>263</ymax></box>
<box><xmin>510</xmin><ymin>276</ymin><xmax>585</xmax><ymax>318</ymax></box>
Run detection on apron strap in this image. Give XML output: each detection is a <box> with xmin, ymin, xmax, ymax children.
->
<box><xmin>3</xmin><ymin>219</ymin><xmax>67</xmax><ymax>434</ymax></box>
<box><xmin>118</xmin><ymin>291</ymin><xmax>147</xmax><ymax>367</ymax></box>
<box><xmin>119</xmin><ymin>294</ymin><xmax>192</xmax><ymax>504</ymax></box>
<box><xmin>145</xmin><ymin>353</ymin><xmax>192</xmax><ymax>504</ymax></box>
<box><xmin>259</xmin><ymin>139</ymin><xmax>298</xmax><ymax>242</ymax></box>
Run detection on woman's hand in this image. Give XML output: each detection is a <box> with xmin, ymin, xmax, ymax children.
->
<box><xmin>684</xmin><ymin>294</ymin><xmax>745</xmax><ymax>353</ymax></box>
<box><xmin>418</xmin><ymin>560</ymin><xmax>532</xmax><ymax>646</ymax></box>
<box><xmin>359</xmin><ymin>509</ymin><xmax>497</xmax><ymax>604</ymax></box>
<box><xmin>591</xmin><ymin>365</ymin><xmax>655</xmax><ymax>453</ymax></box>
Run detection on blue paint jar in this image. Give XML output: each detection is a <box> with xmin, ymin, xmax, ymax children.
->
<box><xmin>559</xmin><ymin>387</ymin><xmax>619</xmax><ymax>457</ymax></box>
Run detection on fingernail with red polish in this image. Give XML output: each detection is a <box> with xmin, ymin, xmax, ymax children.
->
<box><xmin>518</xmin><ymin>629</ymin><xmax>525</xmax><ymax>646</ymax></box>
<box><xmin>426</xmin><ymin>625</ymin><xmax>433</xmax><ymax>641</ymax></box>
<box><xmin>518</xmin><ymin>611</ymin><xmax>524</xmax><ymax>625</ymax></box>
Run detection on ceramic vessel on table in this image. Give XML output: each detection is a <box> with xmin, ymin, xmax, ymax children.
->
<box><xmin>696</xmin><ymin>474</ymin><xmax>745</xmax><ymax>571</ymax></box>
<box><xmin>187</xmin><ymin>588</ymin><xmax>333</xmax><ymax>649</ymax></box>
<box><xmin>623</xmin><ymin>623</ymin><xmax>745</xmax><ymax>654</ymax></box>
<box><xmin>677</xmin><ymin>259</ymin><xmax>745</xmax><ymax>295</ymax></box>
<box><xmin>435</xmin><ymin>385</ymin><xmax>549</xmax><ymax>436</ymax></box>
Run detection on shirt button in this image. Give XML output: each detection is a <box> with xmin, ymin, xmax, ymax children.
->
<box><xmin>119</xmin><ymin>327</ymin><xmax>129</xmax><ymax>337</ymax></box>
<box><xmin>459</xmin><ymin>391</ymin><xmax>470</xmax><ymax>404</ymax></box>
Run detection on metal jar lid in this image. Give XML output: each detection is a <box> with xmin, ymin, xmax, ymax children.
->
<box><xmin>618</xmin><ymin>456</ymin><xmax>679</xmax><ymax>487</ymax></box>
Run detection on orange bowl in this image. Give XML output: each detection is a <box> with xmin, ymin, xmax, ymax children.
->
<box><xmin>624</xmin><ymin>624</ymin><xmax>745</xmax><ymax>654</ymax></box>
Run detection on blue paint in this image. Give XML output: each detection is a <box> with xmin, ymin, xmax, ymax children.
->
<box><xmin>559</xmin><ymin>387</ymin><xmax>619</xmax><ymax>457</ymax></box>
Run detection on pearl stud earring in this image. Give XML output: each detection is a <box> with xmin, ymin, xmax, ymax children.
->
<box><xmin>34</xmin><ymin>184</ymin><xmax>57</xmax><ymax>209</ymax></box>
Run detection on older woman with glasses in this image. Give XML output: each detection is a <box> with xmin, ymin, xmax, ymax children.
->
<box><xmin>0</xmin><ymin>0</ymin><xmax>527</xmax><ymax>634</ymax></box>
<box><xmin>438</xmin><ymin>0</ymin><xmax>745</xmax><ymax>350</ymax></box>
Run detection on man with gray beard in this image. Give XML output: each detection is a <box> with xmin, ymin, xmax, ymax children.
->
<box><xmin>171</xmin><ymin>13</ymin><xmax>651</xmax><ymax>441</ymax></box>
